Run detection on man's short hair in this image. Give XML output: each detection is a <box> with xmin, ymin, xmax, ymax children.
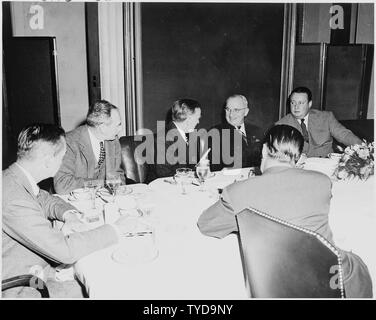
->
<box><xmin>171</xmin><ymin>99</ymin><xmax>201</xmax><ymax>122</ymax></box>
<box><xmin>264</xmin><ymin>124</ymin><xmax>304</xmax><ymax>163</ymax></box>
<box><xmin>86</xmin><ymin>100</ymin><xmax>118</xmax><ymax>127</ymax></box>
<box><xmin>17</xmin><ymin>124</ymin><xmax>65</xmax><ymax>160</ymax></box>
<box><xmin>225</xmin><ymin>94</ymin><xmax>248</xmax><ymax>108</ymax></box>
<box><xmin>289</xmin><ymin>87</ymin><xmax>312</xmax><ymax>102</ymax></box>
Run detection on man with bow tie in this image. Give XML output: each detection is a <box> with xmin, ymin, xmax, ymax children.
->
<box><xmin>209</xmin><ymin>94</ymin><xmax>263</xmax><ymax>172</ymax></box>
<box><xmin>54</xmin><ymin>100</ymin><xmax>130</xmax><ymax>194</ymax></box>
<box><xmin>276</xmin><ymin>87</ymin><xmax>362</xmax><ymax>158</ymax></box>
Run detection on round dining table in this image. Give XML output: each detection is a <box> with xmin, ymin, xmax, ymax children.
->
<box><xmin>66</xmin><ymin>164</ymin><xmax>375</xmax><ymax>299</ymax></box>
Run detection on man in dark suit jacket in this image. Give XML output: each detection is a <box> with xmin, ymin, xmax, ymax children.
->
<box><xmin>54</xmin><ymin>100</ymin><xmax>131</xmax><ymax>195</ymax></box>
<box><xmin>276</xmin><ymin>87</ymin><xmax>362</xmax><ymax>158</ymax></box>
<box><xmin>198</xmin><ymin>124</ymin><xmax>372</xmax><ymax>298</ymax></box>
<box><xmin>209</xmin><ymin>95</ymin><xmax>263</xmax><ymax>172</ymax></box>
<box><xmin>146</xmin><ymin>99</ymin><xmax>202</xmax><ymax>182</ymax></box>
<box><xmin>2</xmin><ymin>124</ymin><xmax>136</xmax><ymax>298</ymax></box>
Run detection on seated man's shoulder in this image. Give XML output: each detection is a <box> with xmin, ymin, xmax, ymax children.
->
<box><xmin>66</xmin><ymin>125</ymin><xmax>85</xmax><ymax>138</ymax></box>
<box><xmin>244</xmin><ymin>122</ymin><xmax>264</xmax><ymax>136</ymax></box>
<box><xmin>297</xmin><ymin>168</ymin><xmax>332</xmax><ymax>185</ymax></box>
<box><xmin>310</xmin><ymin>109</ymin><xmax>333</xmax><ymax>118</ymax></box>
<box><xmin>275</xmin><ymin>113</ymin><xmax>294</xmax><ymax>125</ymax></box>
<box><xmin>64</xmin><ymin>125</ymin><xmax>87</xmax><ymax>146</ymax></box>
<box><xmin>226</xmin><ymin>177</ymin><xmax>259</xmax><ymax>196</ymax></box>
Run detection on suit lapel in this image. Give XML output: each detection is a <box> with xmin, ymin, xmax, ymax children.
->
<box><xmin>78</xmin><ymin>126</ymin><xmax>97</xmax><ymax>177</ymax></box>
<box><xmin>104</xmin><ymin>139</ymin><xmax>116</xmax><ymax>176</ymax></box>
<box><xmin>307</xmin><ymin>109</ymin><xmax>319</xmax><ymax>132</ymax></box>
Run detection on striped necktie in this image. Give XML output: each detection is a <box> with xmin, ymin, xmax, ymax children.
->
<box><xmin>300</xmin><ymin>119</ymin><xmax>309</xmax><ymax>142</ymax></box>
<box><xmin>236</xmin><ymin>126</ymin><xmax>247</xmax><ymax>144</ymax></box>
<box><xmin>98</xmin><ymin>141</ymin><xmax>106</xmax><ymax>167</ymax></box>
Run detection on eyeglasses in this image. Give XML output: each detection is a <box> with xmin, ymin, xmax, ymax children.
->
<box><xmin>290</xmin><ymin>101</ymin><xmax>308</xmax><ymax>107</ymax></box>
<box><xmin>224</xmin><ymin>107</ymin><xmax>247</xmax><ymax>114</ymax></box>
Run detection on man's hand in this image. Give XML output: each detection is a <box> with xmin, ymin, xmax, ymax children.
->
<box><xmin>61</xmin><ymin>210</ymin><xmax>89</xmax><ymax>235</ymax></box>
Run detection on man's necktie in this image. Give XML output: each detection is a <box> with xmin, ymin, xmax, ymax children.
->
<box><xmin>300</xmin><ymin>119</ymin><xmax>309</xmax><ymax>142</ymax></box>
<box><xmin>98</xmin><ymin>141</ymin><xmax>106</xmax><ymax>167</ymax></box>
<box><xmin>185</xmin><ymin>132</ymin><xmax>189</xmax><ymax>144</ymax></box>
<box><xmin>237</xmin><ymin>126</ymin><xmax>248</xmax><ymax>144</ymax></box>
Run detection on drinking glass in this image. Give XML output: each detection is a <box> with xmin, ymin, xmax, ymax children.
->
<box><xmin>106</xmin><ymin>173</ymin><xmax>122</xmax><ymax>202</ymax></box>
<box><xmin>84</xmin><ymin>180</ymin><xmax>102</xmax><ymax>209</ymax></box>
<box><xmin>174</xmin><ymin>168</ymin><xmax>192</xmax><ymax>195</ymax></box>
<box><xmin>196</xmin><ymin>163</ymin><xmax>210</xmax><ymax>191</ymax></box>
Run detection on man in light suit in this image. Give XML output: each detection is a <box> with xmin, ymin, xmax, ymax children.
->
<box><xmin>198</xmin><ymin>124</ymin><xmax>372</xmax><ymax>298</ymax></box>
<box><xmin>209</xmin><ymin>94</ymin><xmax>263</xmax><ymax>172</ymax></box>
<box><xmin>276</xmin><ymin>87</ymin><xmax>362</xmax><ymax>158</ymax></box>
<box><xmin>2</xmin><ymin>124</ymin><xmax>136</xmax><ymax>298</ymax></box>
<box><xmin>146</xmin><ymin>99</ymin><xmax>202</xmax><ymax>182</ymax></box>
<box><xmin>54</xmin><ymin>100</ymin><xmax>130</xmax><ymax>195</ymax></box>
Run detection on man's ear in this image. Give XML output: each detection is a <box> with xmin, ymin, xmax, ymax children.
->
<box><xmin>244</xmin><ymin>108</ymin><xmax>249</xmax><ymax>117</ymax></box>
<box><xmin>308</xmin><ymin>101</ymin><xmax>312</xmax><ymax>109</ymax></box>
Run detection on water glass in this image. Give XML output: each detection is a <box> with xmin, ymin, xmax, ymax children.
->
<box><xmin>106</xmin><ymin>173</ymin><xmax>122</xmax><ymax>201</ymax></box>
<box><xmin>174</xmin><ymin>168</ymin><xmax>193</xmax><ymax>195</ymax></box>
<box><xmin>196</xmin><ymin>162</ymin><xmax>210</xmax><ymax>191</ymax></box>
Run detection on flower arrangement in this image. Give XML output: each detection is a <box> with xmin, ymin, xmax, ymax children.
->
<box><xmin>334</xmin><ymin>141</ymin><xmax>374</xmax><ymax>181</ymax></box>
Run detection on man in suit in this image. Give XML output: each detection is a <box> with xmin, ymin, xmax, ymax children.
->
<box><xmin>209</xmin><ymin>94</ymin><xmax>263</xmax><ymax>172</ymax></box>
<box><xmin>54</xmin><ymin>100</ymin><xmax>130</xmax><ymax>195</ymax></box>
<box><xmin>198</xmin><ymin>124</ymin><xmax>372</xmax><ymax>298</ymax></box>
<box><xmin>276</xmin><ymin>87</ymin><xmax>362</xmax><ymax>158</ymax></box>
<box><xmin>2</xmin><ymin>124</ymin><xmax>137</xmax><ymax>298</ymax></box>
<box><xmin>146</xmin><ymin>99</ymin><xmax>202</xmax><ymax>182</ymax></box>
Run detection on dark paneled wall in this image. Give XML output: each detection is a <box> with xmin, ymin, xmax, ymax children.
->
<box><xmin>141</xmin><ymin>3</ymin><xmax>284</xmax><ymax>132</ymax></box>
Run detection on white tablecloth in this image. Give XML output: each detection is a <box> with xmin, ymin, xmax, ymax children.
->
<box><xmin>329</xmin><ymin>177</ymin><xmax>376</xmax><ymax>294</ymax></box>
<box><xmin>71</xmin><ymin>167</ymin><xmax>376</xmax><ymax>298</ymax></box>
<box><xmin>74</xmin><ymin>169</ymin><xmax>250</xmax><ymax>299</ymax></box>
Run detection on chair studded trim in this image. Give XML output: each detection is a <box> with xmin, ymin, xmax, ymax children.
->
<box><xmin>245</xmin><ymin>206</ymin><xmax>345</xmax><ymax>299</ymax></box>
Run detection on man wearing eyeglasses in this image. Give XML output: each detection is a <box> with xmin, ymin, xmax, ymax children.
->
<box><xmin>209</xmin><ymin>94</ymin><xmax>263</xmax><ymax>171</ymax></box>
<box><xmin>276</xmin><ymin>87</ymin><xmax>362</xmax><ymax>158</ymax></box>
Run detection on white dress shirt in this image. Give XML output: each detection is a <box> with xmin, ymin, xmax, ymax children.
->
<box><xmin>236</xmin><ymin>123</ymin><xmax>246</xmax><ymax>137</ymax></box>
<box><xmin>299</xmin><ymin>114</ymin><xmax>309</xmax><ymax>130</ymax></box>
<box><xmin>87</xmin><ymin>127</ymin><xmax>103</xmax><ymax>162</ymax></box>
<box><xmin>173</xmin><ymin>121</ymin><xmax>188</xmax><ymax>144</ymax></box>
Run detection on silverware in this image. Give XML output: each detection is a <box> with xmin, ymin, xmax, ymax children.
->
<box><xmin>96</xmin><ymin>193</ymin><xmax>109</xmax><ymax>203</ymax></box>
<box><xmin>123</xmin><ymin>231</ymin><xmax>153</xmax><ymax>237</ymax></box>
<box><xmin>163</xmin><ymin>179</ymin><xmax>176</xmax><ymax>185</ymax></box>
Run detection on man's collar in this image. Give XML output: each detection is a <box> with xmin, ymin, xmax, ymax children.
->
<box><xmin>87</xmin><ymin>126</ymin><xmax>103</xmax><ymax>144</ymax></box>
<box><xmin>15</xmin><ymin>162</ymin><xmax>40</xmax><ymax>196</ymax></box>
<box><xmin>172</xmin><ymin>121</ymin><xmax>188</xmax><ymax>142</ymax></box>
<box><xmin>262</xmin><ymin>165</ymin><xmax>293</xmax><ymax>175</ymax></box>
